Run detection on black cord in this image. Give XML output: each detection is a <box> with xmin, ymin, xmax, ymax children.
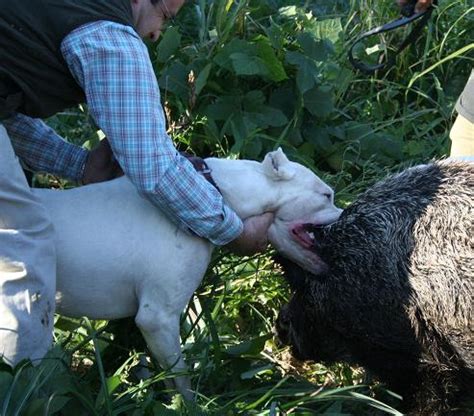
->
<box><xmin>348</xmin><ymin>0</ymin><xmax>437</xmax><ymax>74</ymax></box>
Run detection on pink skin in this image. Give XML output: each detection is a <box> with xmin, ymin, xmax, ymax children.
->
<box><xmin>269</xmin><ymin>216</ymin><xmax>337</xmax><ymax>274</ymax></box>
<box><xmin>289</xmin><ymin>222</ymin><xmax>329</xmax><ymax>273</ymax></box>
<box><xmin>131</xmin><ymin>0</ymin><xmax>185</xmax><ymax>42</ymax></box>
<box><xmin>289</xmin><ymin>209</ymin><xmax>341</xmax><ymax>250</ymax></box>
<box><xmin>291</xmin><ymin>223</ymin><xmax>315</xmax><ymax>249</ymax></box>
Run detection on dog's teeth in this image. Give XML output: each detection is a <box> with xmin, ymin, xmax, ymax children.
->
<box><xmin>308</xmin><ymin>232</ymin><xmax>315</xmax><ymax>241</ymax></box>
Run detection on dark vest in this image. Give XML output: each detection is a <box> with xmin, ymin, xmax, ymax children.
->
<box><xmin>0</xmin><ymin>0</ymin><xmax>134</xmax><ymax>120</ymax></box>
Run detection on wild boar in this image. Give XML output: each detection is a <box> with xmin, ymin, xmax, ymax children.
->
<box><xmin>276</xmin><ymin>161</ymin><xmax>473</xmax><ymax>415</ymax></box>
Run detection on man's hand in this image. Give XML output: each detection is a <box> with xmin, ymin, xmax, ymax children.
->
<box><xmin>396</xmin><ymin>0</ymin><xmax>433</xmax><ymax>13</ymax></box>
<box><xmin>225</xmin><ymin>212</ymin><xmax>275</xmax><ymax>256</ymax></box>
<box><xmin>82</xmin><ymin>138</ymin><xmax>123</xmax><ymax>185</ymax></box>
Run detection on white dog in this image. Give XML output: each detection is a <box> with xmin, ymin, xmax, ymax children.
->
<box><xmin>35</xmin><ymin>148</ymin><xmax>341</xmax><ymax>397</ymax></box>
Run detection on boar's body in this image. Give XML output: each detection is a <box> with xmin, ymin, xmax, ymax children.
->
<box><xmin>277</xmin><ymin>161</ymin><xmax>473</xmax><ymax>415</ymax></box>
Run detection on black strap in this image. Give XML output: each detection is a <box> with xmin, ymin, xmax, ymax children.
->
<box><xmin>348</xmin><ymin>1</ymin><xmax>437</xmax><ymax>74</ymax></box>
<box><xmin>180</xmin><ymin>152</ymin><xmax>222</xmax><ymax>194</ymax></box>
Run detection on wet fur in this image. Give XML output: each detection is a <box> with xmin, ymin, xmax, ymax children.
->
<box><xmin>276</xmin><ymin>161</ymin><xmax>474</xmax><ymax>415</ymax></box>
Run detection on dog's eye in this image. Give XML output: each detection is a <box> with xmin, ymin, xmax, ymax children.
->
<box><xmin>323</xmin><ymin>193</ymin><xmax>332</xmax><ymax>200</ymax></box>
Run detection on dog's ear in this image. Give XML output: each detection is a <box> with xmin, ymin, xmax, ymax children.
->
<box><xmin>262</xmin><ymin>148</ymin><xmax>296</xmax><ymax>181</ymax></box>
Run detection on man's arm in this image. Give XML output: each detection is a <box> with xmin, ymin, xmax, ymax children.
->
<box><xmin>2</xmin><ymin>113</ymin><xmax>87</xmax><ymax>181</ymax></box>
<box><xmin>3</xmin><ymin>113</ymin><xmax>124</xmax><ymax>184</ymax></box>
<box><xmin>61</xmin><ymin>21</ymin><xmax>245</xmax><ymax>246</ymax></box>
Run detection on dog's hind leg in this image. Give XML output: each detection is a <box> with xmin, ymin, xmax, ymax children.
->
<box><xmin>135</xmin><ymin>305</ymin><xmax>192</xmax><ymax>400</ymax></box>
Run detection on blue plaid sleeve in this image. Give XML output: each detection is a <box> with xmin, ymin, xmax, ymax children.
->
<box><xmin>61</xmin><ymin>21</ymin><xmax>243</xmax><ymax>245</ymax></box>
<box><xmin>2</xmin><ymin>113</ymin><xmax>88</xmax><ymax>181</ymax></box>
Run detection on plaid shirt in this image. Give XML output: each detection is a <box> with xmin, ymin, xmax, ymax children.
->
<box><xmin>3</xmin><ymin>20</ymin><xmax>242</xmax><ymax>246</ymax></box>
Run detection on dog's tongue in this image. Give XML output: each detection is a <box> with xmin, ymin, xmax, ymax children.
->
<box><xmin>291</xmin><ymin>224</ymin><xmax>314</xmax><ymax>249</ymax></box>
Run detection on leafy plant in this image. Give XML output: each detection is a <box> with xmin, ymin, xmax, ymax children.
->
<box><xmin>151</xmin><ymin>0</ymin><xmax>472</xmax><ymax>175</ymax></box>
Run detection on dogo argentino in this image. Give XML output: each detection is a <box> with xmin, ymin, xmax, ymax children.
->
<box><xmin>35</xmin><ymin>148</ymin><xmax>342</xmax><ymax>398</ymax></box>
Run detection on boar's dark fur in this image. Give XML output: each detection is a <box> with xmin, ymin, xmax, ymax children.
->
<box><xmin>276</xmin><ymin>161</ymin><xmax>473</xmax><ymax>415</ymax></box>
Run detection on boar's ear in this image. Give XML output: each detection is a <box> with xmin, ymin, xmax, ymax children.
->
<box><xmin>274</xmin><ymin>255</ymin><xmax>309</xmax><ymax>291</ymax></box>
<box><xmin>262</xmin><ymin>147</ymin><xmax>296</xmax><ymax>181</ymax></box>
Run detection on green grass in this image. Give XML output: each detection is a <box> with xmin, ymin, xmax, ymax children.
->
<box><xmin>0</xmin><ymin>256</ymin><xmax>405</xmax><ymax>415</ymax></box>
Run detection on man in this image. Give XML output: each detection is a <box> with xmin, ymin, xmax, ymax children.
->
<box><xmin>397</xmin><ymin>0</ymin><xmax>474</xmax><ymax>159</ymax></box>
<box><xmin>0</xmin><ymin>0</ymin><xmax>273</xmax><ymax>366</ymax></box>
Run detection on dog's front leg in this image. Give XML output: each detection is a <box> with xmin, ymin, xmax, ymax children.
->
<box><xmin>135</xmin><ymin>305</ymin><xmax>192</xmax><ymax>400</ymax></box>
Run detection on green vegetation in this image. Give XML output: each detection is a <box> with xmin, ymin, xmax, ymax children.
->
<box><xmin>1</xmin><ymin>0</ymin><xmax>472</xmax><ymax>414</ymax></box>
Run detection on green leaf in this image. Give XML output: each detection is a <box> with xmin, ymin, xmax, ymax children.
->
<box><xmin>244</xmin><ymin>137</ymin><xmax>263</xmax><ymax>159</ymax></box>
<box><xmin>47</xmin><ymin>395</ymin><xmax>71</xmax><ymax>414</ymax></box>
<box><xmin>229</xmin><ymin>114</ymin><xmax>252</xmax><ymax>154</ymax></box>
<box><xmin>344</xmin><ymin>123</ymin><xmax>402</xmax><ymax>163</ymax></box>
<box><xmin>224</xmin><ymin>334</ymin><xmax>271</xmax><ymax>357</ymax></box>
<box><xmin>255</xmin><ymin>37</ymin><xmax>287</xmax><ymax>82</ymax></box>
<box><xmin>265</xmin><ymin>19</ymin><xmax>285</xmax><ymax>51</ymax></box>
<box><xmin>106</xmin><ymin>375</ymin><xmax>122</xmax><ymax>395</ymax></box>
<box><xmin>249</xmin><ymin>106</ymin><xmax>288</xmax><ymax>128</ymax></box>
<box><xmin>241</xmin><ymin>91</ymin><xmax>288</xmax><ymax>128</ymax></box>
<box><xmin>214</xmin><ymin>39</ymin><xmax>256</xmax><ymax>71</ymax></box>
<box><xmin>286</xmin><ymin>51</ymin><xmax>318</xmax><ymax>94</ymax></box>
<box><xmin>243</xmin><ymin>90</ymin><xmax>265</xmax><ymax>109</ymax></box>
<box><xmin>24</xmin><ymin>398</ymin><xmax>48</xmax><ymax>416</ymax></box>
<box><xmin>0</xmin><ymin>371</ymin><xmax>13</xmax><ymax>405</ymax></box>
<box><xmin>54</xmin><ymin>316</ymin><xmax>83</xmax><ymax>333</ymax></box>
<box><xmin>298</xmin><ymin>142</ymin><xmax>316</xmax><ymax>160</ymax></box>
<box><xmin>303</xmin><ymin>85</ymin><xmax>334</xmax><ymax>117</ymax></box>
<box><xmin>288</xmin><ymin>127</ymin><xmax>304</xmax><ymax>146</ymax></box>
<box><xmin>230</xmin><ymin>53</ymin><xmax>269</xmax><ymax>77</ymax></box>
<box><xmin>194</xmin><ymin>63</ymin><xmax>212</xmax><ymax>96</ymax></box>
<box><xmin>158</xmin><ymin>61</ymin><xmax>189</xmax><ymax>98</ymax></box>
<box><xmin>204</xmin><ymin>96</ymin><xmax>240</xmax><ymax>121</ymax></box>
<box><xmin>44</xmin><ymin>373</ymin><xmax>78</xmax><ymax>396</ymax></box>
<box><xmin>153</xmin><ymin>402</ymin><xmax>180</xmax><ymax>415</ymax></box>
<box><xmin>269</xmin><ymin>86</ymin><xmax>298</xmax><ymax>117</ymax></box>
<box><xmin>322</xmin><ymin>400</ymin><xmax>343</xmax><ymax>414</ymax></box>
<box><xmin>406</xmin><ymin>140</ymin><xmax>426</xmax><ymax>157</ymax></box>
<box><xmin>308</xmin><ymin>18</ymin><xmax>343</xmax><ymax>44</ymax></box>
<box><xmin>345</xmin><ymin>122</ymin><xmax>375</xmax><ymax>141</ymax></box>
<box><xmin>297</xmin><ymin>33</ymin><xmax>329</xmax><ymax>62</ymax></box>
<box><xmin>156</xmin><ymin>27</ymin><xmax>182</xmax><ymax>63</ymax></box>
<box><xmin>303</xmin><ymin>125</ymin><xmax>333</xmax><ymax>154</ymax></box>
<box><xmin>241</xmin><ymin>364</ymin><xmax>273</xmax><ymax>380</ymax></box>
<box><xmin>278</xmin><ymin>6</ymin><xmax>298</xmax><ymax>17</ymax></box>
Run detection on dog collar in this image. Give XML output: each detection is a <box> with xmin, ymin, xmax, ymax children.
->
<box><xmin>180</xmin><ymin>152</ymin><xmax>221</xmax><ymax>194</ymax></box>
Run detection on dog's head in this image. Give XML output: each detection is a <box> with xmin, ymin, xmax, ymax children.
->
<box><xmin>263</xmin><ymin>148</ymin><xmax>342</xmax><ymax>273</ymax></box>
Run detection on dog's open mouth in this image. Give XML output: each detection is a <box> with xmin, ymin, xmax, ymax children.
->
<box><xmin>291</xmin><ymin>223</ymin><xmax>320</xmax><ymax>249</ymax></box>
